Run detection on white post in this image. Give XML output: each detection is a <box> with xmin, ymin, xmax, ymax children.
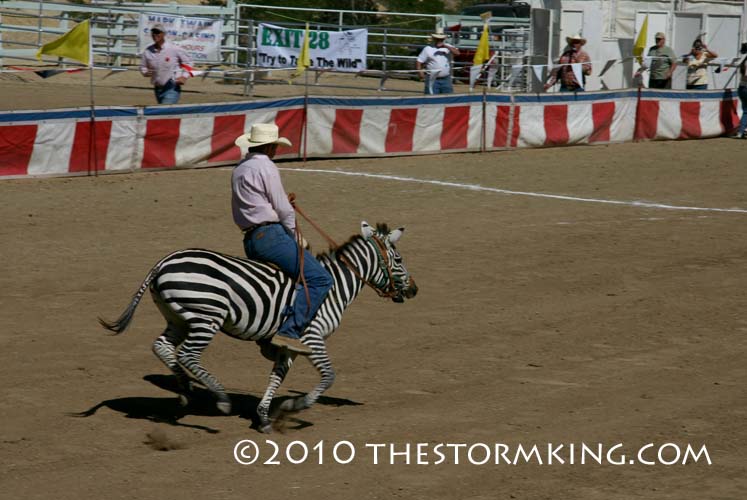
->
<box><xmin>37</xmin><ymin>2</ymin><xmax>43</xmax><ymax>47</ymax></box>
<box><xmin>88</xmin><ymin>24</ymin><xmax>97</xmax><ymax>176</ymax></box>
<box><xmin>0</xmin><ymin>13</ymin><xmax>3</xmax><ymax>69</ymax></box>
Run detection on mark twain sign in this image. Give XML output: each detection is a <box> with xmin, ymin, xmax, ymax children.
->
<box><xmin>139</xmin><ymin>13</ymin><xmax>222</xmax><ymax>61</ymax></box>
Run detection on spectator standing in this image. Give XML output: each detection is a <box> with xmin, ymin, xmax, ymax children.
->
<box><xmin>544</xmin><ymin>33</ymin><xmax>592</xmax><ymax>92</ymax></box>
<box><xmin>636</xmin><ymin>32</ymin><xmax>677</xmax><ymax>89</ymax></box>
<box><xmin>732</xmin><ymin>55</ymin><xmax>747</xmax><ymax>138</ymax></box>
<box><xmin>685</xmin><ymin>39</ymin><xmax>718</xmax><ymax>90</ymax></box>
<box><xmin>140</xmin><ymin>24</ymin><xmax>192</xmax><ymax>104</ymax></box>
<box><xmin>416</xmin><ymin>30</ymin><xmax>460</xmax><ymax>95</ymax></box>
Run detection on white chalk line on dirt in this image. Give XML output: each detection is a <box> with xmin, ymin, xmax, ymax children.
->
<box><xmin>281</xmin><ymin>168</ymin><xmax>747</xmax><ymax>214</ymax></box>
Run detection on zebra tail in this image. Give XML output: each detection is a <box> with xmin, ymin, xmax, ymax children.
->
<box><xmin>98</xmin><ymin>265</ymin><xmax>159</xmax><ymax>335</ymax></box>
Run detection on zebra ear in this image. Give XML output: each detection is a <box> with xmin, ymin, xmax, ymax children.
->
<box><xmin>388</xmin><ymin>227</ymin><xmax>405</xmax><ymax>244</ymax></box>
<box><xmin>361</xmin><ymin>221</ymin><xmax>374</xmax><ymax>239</ymax></box>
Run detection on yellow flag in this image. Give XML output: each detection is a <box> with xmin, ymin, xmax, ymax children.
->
<box><xmin>473</xmin><ymin>23</ymin><xmax>490</xmax><ymax>65</ymax></box>
<box><xmin>633</xmin><ymin>15</ymin><xmax>648</xmax><ymax>64</ymax></box>
<box><xmin>290</xmin><ymin>23</ymin><xmax>311</xmax><ymax>82</ymax></box>
<box><xmin>36</xmin><ymin>19</ymin><xmax>91</xmax><ymax>66</ymax></box>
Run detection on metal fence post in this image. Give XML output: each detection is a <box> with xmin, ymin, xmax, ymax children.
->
<box><xmin>114</xmin><ymin>14</ymin><xmax>124</xmax><ymax>67</ymax></box>
<box><xmin>225</xmin><ymin>5</ymin><xmax>237</xmax><ymax>65</ymax></box>
<box><xmin>244</xmin><ymin>18</ymin><xmax>254</xmax><ymax>96</ymax></box>
<box><xmin>382</xmin><ymin>28</ymin><xmax>387</xmax><ymax>73</ymax></box>
<box><xmin>58</xmin><ymin>11</ymin><xmax>68</xmax><ymax>67</ymax></box>
<box><xmin>37</xmin><ymin>1</ymin><xmax>43</xmax><ymax>47</ymax></box>
<box><xmin>0</xmin><ymin>13</ymin><xmax>3</xmax><ymax>69</ymax></box>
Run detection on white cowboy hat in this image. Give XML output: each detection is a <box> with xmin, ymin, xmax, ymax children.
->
<box><xmin>234</xmin><ymin>123</ymin><xmax>292</xmax><ymax>151</ymax></box>
<box><xmin>431</xmin><ymin>27</ymin><xmax>447</xmax><ymax>40</ymax></box>
<box><xmin>565</xmin><ymin>32</ymin><xmax>586</xmax><ymax>45</ymax></box>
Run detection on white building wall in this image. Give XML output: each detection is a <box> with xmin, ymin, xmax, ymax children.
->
<box><xmin>532</xmin><ymin>0</ymin><xmax>745</xmax><ymax>90</ymax></box>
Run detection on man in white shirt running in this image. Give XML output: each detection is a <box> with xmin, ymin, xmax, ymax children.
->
<box><xmin>140</xmin><ymin>24</ymin><xmax>192</xmax><ymax>104</ymax></box>
<box><xmin>416</xmin><ymin>31</ymin><xmax>460</xmax><ymax>95</ymax></box>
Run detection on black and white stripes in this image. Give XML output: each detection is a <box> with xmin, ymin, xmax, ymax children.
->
<box><xmin>100</xmin><ymin>221</ymin><xmax>417</xmax><ymax>432</ymax></box>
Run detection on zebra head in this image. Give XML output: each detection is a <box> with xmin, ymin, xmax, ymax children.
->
<box><xmin>361</xmin><ymin>221</ymin><xmax>418</xmax><ymax>303</ymax></box>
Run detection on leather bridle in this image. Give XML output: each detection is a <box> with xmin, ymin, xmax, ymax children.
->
<box><xmin>289</xmin><ymin>194</ymin><xmax>402</xmax><ymax>299</ymax></box>
<box><xmin>339</xmin><ymin>234</ymin><xmax>399</xmax><ymax>299</ymax></box>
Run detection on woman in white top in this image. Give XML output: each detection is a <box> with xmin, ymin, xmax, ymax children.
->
<box><xmin>685</xmin><ymin>39</ymin><xmax>717</xmax><ymax>90</ymax></box>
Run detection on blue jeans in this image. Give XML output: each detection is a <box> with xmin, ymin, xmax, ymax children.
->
<box><xmin>738</xmin><ymin>85</ymin><xmax>747</xmax><ymax>135</ymax></box>
<box><xmin>243</xmin><ymin>223</ymin><xmax>333</xmax><ymax>339</ymax></box>
<box><xmin>686</xmin><ymin>84</ymin><xmax>708</xmax><ymax>90</ymax></box>
<box><xmin>424</xmin><ymin>76</ymin><xmax>453</xmax><ymax>95</ymax></box>
<box><xmin>154</xmin><ymin>80</ymin><xmax>181</xmax><ymax>104</ymax></box>
<box><xmin>560</xmin><ymin>84</ymin><xmax>584</xmax><ymax>92</ymax></box>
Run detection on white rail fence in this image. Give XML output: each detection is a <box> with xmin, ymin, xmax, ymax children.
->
<box><xmin>0</xmin><ymin>1</ymin><xmax>532</xmax><ymax>93</ymax></box>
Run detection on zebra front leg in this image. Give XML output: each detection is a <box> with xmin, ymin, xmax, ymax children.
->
<box><xmin>279</xmin><ymin>335</ymin><xmax>335</xmax><ymax>413</ymax></box>
<box><xmin>152</xmin><ymin>326</ymin><xmax>192</xmax><ymax>406</ymax></box>
<box><xmin>176</xmin><ymin>322</ymin><xmax>232</xmax><ymax>415</ymax></box>
<box><xmin>256</xmin><ymin>353</ymin><xmax>295</xmax><ymax>433</ymax></box>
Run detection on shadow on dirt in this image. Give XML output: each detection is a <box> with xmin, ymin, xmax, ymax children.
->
<box><xmin>69</xmin><ymin>374</ymin><xmax>363</xmax><ymax>434</ymax></box>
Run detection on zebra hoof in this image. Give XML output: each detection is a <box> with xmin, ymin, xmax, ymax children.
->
<box><xmin>216</xmin><ymin>400</ymin><xmax>232</xmax><ymax>415</ymax></box>
<box><xmin>178</xmin><ymin>394</ymin><xmax>190</xmax><ymax>407</ymax></box>
<box><xmin>279</xmin><ymin>397</ymin><xmax>306</xmax><ymax>412</ymax></box>
<box><xmin>258</xmin><ymin>423</ymin><xmax>273</xmax><ymax>434</ymax></box>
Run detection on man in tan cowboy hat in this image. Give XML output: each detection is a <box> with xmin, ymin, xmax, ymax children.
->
<box><xmin>232</xmin><ymin>123</ymin><xmax>333</xmax><ymax>355</ymax></box>
<box><xmin>544</xmin><ymin>32</ymin><xmax>592</xmax><ymax>92</ymax></box>
<box><xmin>416</xmin><ymin>29</ymin><xmax>460</xmax><ymax>94</ymax></box>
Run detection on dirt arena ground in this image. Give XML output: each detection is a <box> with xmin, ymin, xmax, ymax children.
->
<box><xmin>1</xmin><ymin>74</ymin><xmax>747</xmax><ymax>499</ymax></box>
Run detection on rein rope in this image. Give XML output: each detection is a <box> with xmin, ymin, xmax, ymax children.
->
<box><xmin>288</xmin><ymin>193</ymin><xmax>397</xmax><ymax>298</ymax></box>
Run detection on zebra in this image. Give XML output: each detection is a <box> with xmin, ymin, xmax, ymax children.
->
<box><xmin>99</xmin><ymin>221</ymin><xmax>417</xmax><ymax>432</ymax></box>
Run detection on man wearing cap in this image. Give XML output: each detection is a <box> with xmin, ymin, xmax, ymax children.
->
<box><xmin>231</xmin><ymin>123</ymin><xmax>333</xmax><ymax>356</ymax></box>
<box><xmin>140</xmin><ymin>24</ymin><xmax>192</xmax><ymax>104</ymax></box>
<box><xmin>636</xmin><ymin>32</ymin><xmax>677</xmax><ymax>89</ymax></box>
<box><xmin>416</xmin><ymin>31</ymin><xmax>460</xmax><ymax>94</ymax></box>
<box><xmin>544</xmin><ymin>33</ymin><xmax>592</xmax><ymax>92</ymax></box>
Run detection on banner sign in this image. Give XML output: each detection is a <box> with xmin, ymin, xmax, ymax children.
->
<box><xmin>257</xmin><ymin>24</ymin><xmax>367</xmax><ymax>72</ymax></box>
<box><xmin>138</xmin><ymin>13</ymin><xmax>223</xmax><ymax>62</ymax></box>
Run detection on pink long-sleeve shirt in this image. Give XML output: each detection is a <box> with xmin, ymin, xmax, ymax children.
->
<box><xmin>139</xmin><ymin>41</ymin><xmax>192</xmax><ymax>87</ymax></box>
<box><xmin>231</xmin><ymin>153</ymin><xmax>296</xmax><ymax>232</ymax></box>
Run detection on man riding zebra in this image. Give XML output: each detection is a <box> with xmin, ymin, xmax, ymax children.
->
<box><xmin>232</xmin><ymin>123</ymin><xmax>333</xmax><ymax>356</ymax></box>
<box><xmin>99</xmin><ymin>124</ymin><xmax>418</xmax><ymax>432</ymax></box>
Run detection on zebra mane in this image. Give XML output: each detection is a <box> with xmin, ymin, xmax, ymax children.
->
<box><xmin>375</xmin><ymin>222</ymin><xmax>391</xmax><ymax>234</ymax></box>
<box><xmin>316</xmin><ymin>223</ymin><xmax>390</xmax><ymax>260</ymax></box>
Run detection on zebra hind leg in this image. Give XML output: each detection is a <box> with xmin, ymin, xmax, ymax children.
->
<box><xmin>256</xmin><ymin>352</ymin><xmax>295</xmax><ymax>433</ymax></box>
<box><xmin>152</xmin><ymin>326</ymin><xmax>192</xmax><ymax>406</ymax></box>
<box><xmin>176</xmin><ymin>321</ymin><xmax>232</xmax><ymax>415</ymax></box>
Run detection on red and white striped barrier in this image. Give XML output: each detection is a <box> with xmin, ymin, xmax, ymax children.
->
<box><xmin>0</xmin><ymin>108</ymin><xmax>139</xmax><ymax>177</ymax></box>
<box><xmin>306</xmin><ymin>96</ymin><xmax>484</xmax><ymax>156</ymax></box>
<box><xmin>634</xmin><ymin>90</ymin><xmax>741</xmax><ymax>141</ymax></box>
<box><xmin>138</xmin><ymin>103</ymin><xmax>304</xmax><ymax>169</ymax></box>
<box><xmin>0</xmin><ymin>100</ymin><xmax>305</xmax><ymax>177</ymax></box>
<box><xmin>507</xmin><ymin>91</ymin><xmax>639</xmax><ymax>148</ymax></box>
<box><xmin>0</xmin><ymin>91</ymin><xmax>741</xmax><ymax>179</ymax></box>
